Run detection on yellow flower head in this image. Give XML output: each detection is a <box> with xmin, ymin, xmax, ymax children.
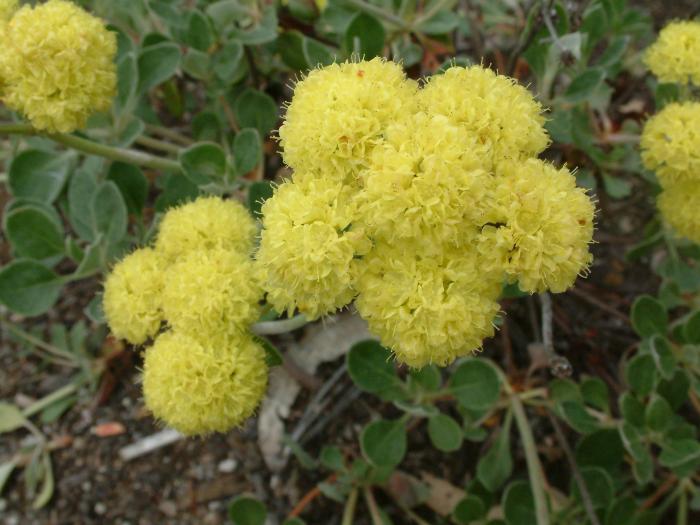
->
<box><xmin>658</xmin><ymin>181</ymin><xmax>700</xmax><ymax>243</ymax></box>
<box><xmin>645</xmin><ymin>21</ymin><xmax>700</xmax><ymax>85</ymax></box>
<box><xmin>0</xmin><ymin>0</ymin><xmax>17</xmax><ymax>21</ymax></box>
<box><xmin>494</xmin><ymin>159</ymin><xmax>595</xmax><ymax>294</ymax></box>
<box><xmin>162</xmin><ymin>248</ymin><xmax>261</xmax><ymax>336</ymax></box>
<box><xmin>354</xmin><ymin>239</ymin><xmax>503</xmax><ymax>368</ymax></box>
<box><xmin>103</xmin><ymin>248</ymin><xmax>164</xmax><ymax>345</ymax></box>
<box><xmin>0</xmin><ymin>0</ymin><xmax>117</xmax><ymax>132</ymax></box>
<box><xmin>640</xmin><ymin>102</ymin><xmax>700</xmax><ymax>185</ymax></box>
<box><xmin>419</xmin><ymin>65</ymin><xmax>549</xmax><ymax>166</ymax></box>
<box><xmin>358</xmin><ymin>112</ymin><xmax>491</xmax><ymax>244</ymax></box>
<box><xmin>256</xmin><ymin>178</ymin><xmax>364</xmax><ymax>319</ymax></box>
<box><xmin>156</xmin><ymin>196</ymin><xmax>258</xmax><ymax>260</ymax></box>
<box><xmin>143</xmin><ymin>331</ymin><xmax>268</xmax><ymax>436</ymax></box>
<box><xmin>278</xmin><ymin>58</ymin><xmax>418</xmax><ymax>183</ymax></box>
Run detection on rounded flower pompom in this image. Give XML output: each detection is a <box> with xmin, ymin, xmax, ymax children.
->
<box><xmin>256</xmin><ymin>178</ymin><xmax>365</xmax><ymax>319</ymax></box>
<box><xmin>658</xmin><ymin>181</ymin><xmax>700</xmax><ymax>244</ymax></box>
<box><xmin>354</xmin><ymin>239</ymin><xmax>503</xmax><ymax>368</ymax></box>
<box><xmin>645</xmin><ymin>21</ymin><xmax>700</xmax><ymax>85</ymax></box>
<box><xmin>0</xmin><ymin>0</ymin><xmax>17</xmax><ymax>22</ymax></box>
<box><xmin>0</xmin><ymin>0</ymin><xmax>116</xmax><ymax>132</ymax></box>
<box><xmin>493</xmin><ymin>159</ymin><xmax>595</xmax><ymax>294</ymax></box>
<box><xmin>358</xmin><ymin>112</ymin><xmax>491</xmax><ymax>244</ymax></box>
<box><xmin>278</xmin><ymin>58</ymin><xmax>418</xmax><ymax>183</ymax></box>
<box><xmin>143</xmin><ymin>331</ymin><xmax>268</xmax><ymax>436</ymax></box>
<box><xmin>640</xmin><ymin>102</ymin><xmax>700</xmax><ymax>185</ymax></box>
<box><xmin>162</xmin><ymin>248</ymin><xmax>261</xmax><ymax>336</ymax></box>
<box><xmin>156</xmin><ymin>196</ymin><xmax>258</xmax><ymax>261</ymax></box>
<box><xmin>419</xmin><ymin>65</ymin><xmax>549</xmax><ymax>166</ymax></box>
<box><xmin>103</xmin><ymin>248</ymin><xmax>164</xmax><ymax>345</ymax></box>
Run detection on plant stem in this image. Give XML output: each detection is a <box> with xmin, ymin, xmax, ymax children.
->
<box><xmin>343</xmin><ymin>0</ymin><xmax>410</xmax><ymax>29</ymax></box>
<box><xmin>511</xmin><ymin>395</ymin><xmax>550</xmax><ymax>525</ymax></box>
<box><xmin>677</xmin><ymin>487</ymin><xmax>687</xmax><ymax>525</ymax></box>
<box><xmin>364</xmin><ymin>487</ymin><xmax>384</xmax><ymax>525</ymax></box>
<box><xmin>413</xmin><ymin>0</ymin><xmax>452</xmax><ymax>27</ymax></box>
<box><xmin>144</xmin><ymin>123</ymin><xmax>193</xmax><ymax>146</ymax></box>
<box><xmin>548</xmin><ymin>414</ymin><xmax>601</xmax><ymax>525</ymax></box>
<box><xmin>251</xmin><ymin>314</ymin><xmax>308</xmax><ymax>336</ymax></box>
<box><xmin>23</xmin><ymin>382</ymin><xmax>79</xmax><ymax>418</ymax></box>
<box><xmin>135</xmin><ymin>135</ymin><xmax>181</xmax><ymax>154</ymax></box>
<box><xmin>0</xmin><ymin>122</ymin><xmax>181</xmax><ymax>172</ymax></box>
<box><xmin>1</xmin><ymin>318</ymin><xmax>78</xmax><ymax>367</ymax></box>
<box><xmin>341</xmin><ymin>487</ymin><xmax>359</xmax><ymax>525</ymax></box>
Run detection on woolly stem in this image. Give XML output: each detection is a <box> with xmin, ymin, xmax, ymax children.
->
<box><xmin>511</xmin><ymin>394</ymin><xmax>550</xmax><ymax>525</ymax></box>
<box><xmin>0</xmin><ymin>122</ymin><xmax>181</xmax><ymax>172</ymax></box>
<box><xmin>341</xmin><ymin>487</ymin><xmax>359</xmax><ymax>525</ymax></box>
<box><xmin>251</xmin><ymin>314</ymin><xmax>308</xmax><ymax>335</ymax></box>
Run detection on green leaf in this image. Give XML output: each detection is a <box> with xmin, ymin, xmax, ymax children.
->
<box><xmin>234</xmin><ymin>88</ymin><xmax>278</xmax><ymax>137</ymax></box>
<box><xmin>9</xmin><ymin>150</ymin><xmax>69</xmax><ymax>203</ymax></box>
<box><xmin>107</xmin><ymin>162</ymin><xmax>148</xmax><ymax>216</ymax></box>
<box><xmin>278</xmin><ymin>31</ymin><xmax>309</xmax><ymax>70</ymax></box>
<box><xmin>409</xmin><ymin>365</ymin><xmax>441</xmax><ymax>392</ymax></box>
<box><xmin>320</xmin><ymin>446</ymin><xmax>345</xmax><ymax>471</ymax></box>
<box><xmin>213</xmin><ymin>40</ymin><xmax>245</xmax><ymax>82</ymax></box>
<box><xmin>283</xmin><ymin>519</ymin><xmax>306</xmax><ymax>525</ymax></box>
<box><xmin>91</xmin><ymin>181</ymin><xmax>128</xmax><ymax>246</ymax></box>
<box><xmin>344</xmin><ymin>12</ymin><xmax>385</xmax><ymax>58</ymax></box>
<box><xmin>248</xmin><ymin>181</ymin><xmax>274</xmax><ymax>218</ymax></box>
<box><xmin>604</xmin><ymin>497</ymin><xmax>637</xmax><ymax>525</ymax></box>
<box><xmin>85</xmin><ymin>293</ymin><xmax>106</xmax><ymax>323</ymax></box>
<box><xmin>4</xmin><ymin>206</ymin><xmax>64</xmax><ymax>260</ymax></box>
<box><xmin>559</xmin><ymin>401</ymin><xmax>599</xmax><ymax>434</ymax></box>
<box><xmin>361</xmin><ymin>418</ymin><xmax>407</xmax><ymax>468</ymax></box>
<box><xmin>416</xmin><ymin>10</ymin><xmax>460</xmax><ymax>35</ymax></box>
<box><xmin>68</xmin><ymin>168</ymin><xmax>99</xmax><ymax>242</ymax></box>
<box><xmin>575</xmin><ymin>429</ymin><xmax>624</xmax><ymax>469</ymax></box>
<box><xmin>32</xmin><ymin>452</ymin><xmax>54</xmax><ymax>509</ymax></box>
<box><xmin>570</xmin><ymin>467</ymin><xmax>613</xmax><ymax>509</ymax></box>
<box><xmin>449</xmin><ymin>359</ymin><xmax>501</xmax><ymax>410</ymax></box>
<box><xmin>564</xmin><ymin>68</ymin><xmax>605</xmax><ymax>103</ymax></box>
<box><xmin>255</xmin><ymin>336</ymin><xmax>283</xmax><ymax>367</ymax></box>
<box><xmin>453</xmin><ymin>495</ymin><xmax>486</xmax><ymax>524</ymax></box>
<box><xmin>303</xmin><ymin>38</ymin><xmax>335</xmax><ymax>67</ymax></box>
<box><xmin>234</xmin><ymin>128</ymin><xmax>262</xmax><ymax>176</ymax></box>
<box><xmin>619</xmin><ymin>392</ymin><xmax>645</xmax><ymax>427</ymax></box>
<box><xmin>179</xmin><ymin>142</ymin><xmax>227</xmax><ymax>185</ymax></box>
<box><xmin>154</xmin><ymin>173</ymin><xmax>199</xmax><ymax>212</ymax></box>
<box><xmin>183</xmin><ymin>48</ymin><xmax>211</xmax><ymax>80</ymax></box>
<box><xmin>580</xmin><ymin>376</ymin><xmax>609</xmax><ymax>412</ymax></box>
<box><xmin>228</xmin><ymin>496</ymin><xmax>267</xmax><ymax>525</ymax></box>
<box><xmin>648</xmin><ymin>335</ymin><xmax>676</xmax><ymax>379</ymax></box>
<box><xmin>0</xmin><ymin>259</ymin><xmax>63</xmax><ymax>316</ymax></box>
<box><xmin>137</xmin><ymin>42</ymin><xmax>181</xmax><ymax>94</ymax></box>
<box><xmin>683</xmin><ymin>310</ymin><xmax>700</xmax><ymax>344</ymax></box>
<box><xmin>476</xmin><ymin>415</ymin><xmax>513</xmax><ymax>491</ymax></box>
<box><xmin>549</xmin><ymin>378</ymin><xmax>582</xmax><ymax>404</ymax></box>
<box><xmin>186</xmin><ymin>10</ymin><xmax>214</xmax><ymax>51</ymax></box>
<box><xmin>502</xmin><ymin>480</ymin><xmax>535</xmax><ymax>525</ymax></box>
<box><xmin>116</xmin><ymin>52</ymin><xmax>138</xmax><ymax>113</ymax></box>
<box><xmin>659</xmin><ymin>439</ymin><xmax>700</xmax><ymax>478</ymax></box>
<box><xmin>625</xmin><ymin>354</ymin><xmax>657</xmax><ymax>396</ymax></box>
<box><xmin>0</xmin><ymin>402</ymin><xmax>26</xmax><ymax>433</ymax></box>
<box><xmin>231</xmin><ymin>6</ymin><xmax>277</xmax><ymax>45</ymax></box>
<box><xmin>427</xmin><ymin>413</ymin><xmax>463</xmax><ymax>452</ymax></box>
<box><xmin>0</xmin><ymin>460</ymin><xmax>16</xmax><ymax>495</ymax></box>
<box><xmin>347</xmin><ymin>340</ymin><xmax>405</xmax><ymax>401</ymax></box>
<box><xmin>645</xmin><ymin>394</ymin><xmax>673</xmax><ymax>433</ymax></box>
<box><xmin>40</xmin><ymin>395</ymin><xmax>76</xmax><ymax>424</ymax></box>
<box><xmin>602</xmin><ymin>173</ymin><xmax>632</xmax><ymax>199</ymax></box>
<box><xmin>657</xmin><ymin>369</ymin><xmax>690</xmax><ymax>410</ymax></box>
<box><xmin>631</xmin><ymin>295</ymin><xmax>667</xmax><ymax>338</ymax></box>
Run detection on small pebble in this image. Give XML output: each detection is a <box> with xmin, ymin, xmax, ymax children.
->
<box><xmin>217</xmin><ymin>458</ymin><xmax>237</xmax><ymax>473</ymax></box>
<box><xmin>94</xmin><ymin>502</ymin><xmax>106</xmax><ymax>515</ymax></box>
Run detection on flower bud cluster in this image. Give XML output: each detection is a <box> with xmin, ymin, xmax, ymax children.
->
<box><xmin>257</xmin><ymin>59</ymin><xmax>595</xmax><ymax>368</ymax></box>
<box><xmin>103</xmin><ymin>197</ymin><xmax>268</xmax><ymax>435</ymax></box>
<box><xmin>0</xmin><ymin>0</ymin><xmax>116</xmax><ymax>132</ymax></box>
<box><xmin>642</xmin><ymin>22</ymin><xmax>700</xmax><ymax>243</ymax></box>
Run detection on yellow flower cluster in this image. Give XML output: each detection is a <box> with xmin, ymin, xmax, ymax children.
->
<box><xmin>0</xmin><ymin>0</ymin><xmax>116</xmax><ymax>133</ymax></box>
<box><xmin>642</xmin><ymin>22</ymin><xmax>700</xmax><ymax>243</ymax></box>
<box><xmin>644</xmin><ymin>21</ymin><xmax>700</xmax><ymax>86</ymax></box>
<box><xmin>258</xmin><ymin>59</ymin><xmax>595</xmax><ymax>367</ymax></box>
<box><xmin>103</xmin><ymin>197</ymin><xmax>268</xmax><ymax>435</ymax></box>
